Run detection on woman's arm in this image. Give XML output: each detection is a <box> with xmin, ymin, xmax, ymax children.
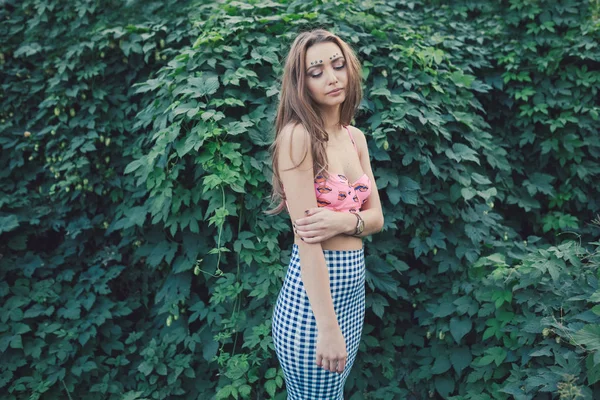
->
<box><xmin>291</xmin><ymin>126</ymin><xmax>384</xmax><ymax>242</ymax></box>
<box><xmin>277</xmin><ymin>123</ymin><xmax>340</xmax><ymax>331</ymax></box>
<box><xmin>343</xmin><ymin>126</ymin><xmax>384</xmax><ymax>237</ymax></box>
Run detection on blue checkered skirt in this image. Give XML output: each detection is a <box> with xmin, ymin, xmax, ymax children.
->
<box><xmin>272</xmin><ymin>244</ymin><xmax>366</xmax><ymax>400</ymax></box>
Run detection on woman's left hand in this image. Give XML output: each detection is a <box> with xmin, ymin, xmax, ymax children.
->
<box><xmin>293</xmin><ymin>208</ymin><xmax>351</xmax><ymax>243</ymax></box>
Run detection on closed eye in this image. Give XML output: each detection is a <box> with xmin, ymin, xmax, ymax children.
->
<box><xmin>310</xmin><ymin>63</ymin><xmax>346</xmax><ymax>78</ymax></box>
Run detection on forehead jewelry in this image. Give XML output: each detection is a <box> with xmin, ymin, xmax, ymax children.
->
<box><xmin>329</xmin><ymin>52</ymin><xmax>340</xmax><ymax>60</ymax></box>
<box><xmin>310</xmin><ymin>60</ymin><xmax>323</xmax><ymax>65</ymax></box>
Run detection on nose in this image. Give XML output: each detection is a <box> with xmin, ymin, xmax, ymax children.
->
<box><xmin>325</xmin><ymin>66</ymin><xmax>338</xmax><ymax>84</ymax></box>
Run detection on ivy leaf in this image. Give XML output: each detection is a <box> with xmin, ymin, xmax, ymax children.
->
<box><xmin>450</xmin><ymin>70</ymin><xmax>475</xmax><ymax>88</ymax></box>
<box><xmin>586</xmin><ymin>354</ymin><xmax>600</xmax><ymax>385</ymax></box>
<box><xmin>265</xmin><ymin>380</ymin><xmax>276</xmax><ymax>397</ymax></box>
<box><xmin>368</xmin><ymin>293</ymin><xmax>389</xmax><ymax>319</ymax></box>
<box><xmin>573</xmin><ymin>325</ymin><xmax>600</xmax><ymax>352</ymax></box>
<box><xmin>431</xmin><ymin>355</ymin><xmax>451</xmax><ymax>374</ymax></box>
<box><xmin>477</xmin><ymin>187</ymin><xmax>497</xmax><ymax>201</ymax></box>
<box><xmin>172</xmin><ymin>101</ymin><xmax>199</xmax><ymax>118</ymax></box>
<box><xmin>175</xmin><ymin>128</ymin><xmax>205</xmax><ymax>158</ymax></box>
<box><xmin>446</xmin><ymin>143</ymin><xmax>480</xmax><ymax>165</ymax></box>
<box><xmin>461</xmin><ymin>187</ymin><xmax>476</xmax><ymax>201</ymax></box>
<box><xmin>450</xmin><ymin>347</ymin><xmax>472</xmax><ymax>375</ymax></box>
<box><xmin>250</xmin><ymin>47</ymin><xmax>278</xmax><ymax>65</ymax></box>
<box><xmin>485</xmin><ymin>346</ymin><xmax>507</xmax><ymax>366</ymax></box>
<box><xmin>176</xmin><ymin>74</ymin><xmax>220</xmax><ymax>98</ymax></box>
<box><xmin>0</xmin><ymin>215</ymin><xmax>19</xmax><ymax>234</ymax></box>
<box><xmin>138</xmin><ymin>361</ymin><xmax>153</xmax><ymax>376</ymax></box>
<box><xmin>120</xmin><ymin>391</ymin><xmax>148</xmax><ymax>400</ymax></box>
<box><xmin>225</xmin><ymin>357</ymin><xmax>249</xmax><ymax>380</ymax></box>
<box><xmin>365</xmin><ymin>256</ymin><xmax>400</xmax><ymax>300</ymax></box>
<box><xmin>435</xmin><ymin>376</ymin><xmax>455</xmax><ymax>397</ymax></box>
<box><xmin>449</xmin><ymin>317</ymin><xmax>472</xmax><ymax>343</ymax></box>
<box><xmin>388</xmin><ymin>176</ymin><xmax>420</xmax><ymax>205</ymax></box>
<box><xmin>523</xmin><ymin>173</ymin><xmax>555</xmax><ymax>196</ymax></box>
<box><xmin>426</xmin><ymin>302</ymin><xmax>455</xmax><ymax>318</ymax></box>
<box><xmin>125</xmin><ymin>206</ymin><xmax>148</xmax><ymax>228</ymax></box>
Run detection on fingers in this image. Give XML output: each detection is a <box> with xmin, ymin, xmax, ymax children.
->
<box><xmin>316</xmin><ymin>356</ymin><xmax>347</xmax><ymax>373</ymax></box>
<box><xmin>295</xmin><ymin>228</ymin><xmax>322</xmax><ymax>238</ymax></box>
<box><xmin>294</xmin><ymin>208</ymin><xmax>327</xmax><ymax>227</ymax></box>
<box><xmin>296</xmin><ymin>233</ymin><xmax>330</xmax><ymax>243</ymax></box>
<box><xmin>337</xmin><ymin>357</ymin><xmax>347</xmax><ymax>373</ymax></box>
<box><xmin>294</xmin><ymin>224</ymin><xmax>326</xmax><ymax>241</ymax></box>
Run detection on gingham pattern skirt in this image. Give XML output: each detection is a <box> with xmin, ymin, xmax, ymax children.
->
<box><xmin>272</xmin><ymin>244</ymin><xmax>366</xmax><ymax>400</ymax></box>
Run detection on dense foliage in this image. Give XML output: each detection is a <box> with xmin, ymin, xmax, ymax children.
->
<box><xmin>1</xmin><ymin>0</ymin><xmax>599</xmax><ymax>399</ymax></box>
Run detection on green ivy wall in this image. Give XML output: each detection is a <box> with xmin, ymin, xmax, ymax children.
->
<box><xmin>1</xmin><ymin>0</ymin><xmax>599</xmax><ymax>399</ymax></box>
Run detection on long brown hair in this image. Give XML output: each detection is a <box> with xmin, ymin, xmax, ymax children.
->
<box><xmin>265</xmin><ymin>29</ymin><xmax>363</xmax><ymax>215</ymax></box>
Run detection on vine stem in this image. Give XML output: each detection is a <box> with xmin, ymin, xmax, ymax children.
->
<box><xmin>231</xmin><ymin>201</ymin><xmax>243</xmax><ymax>357</ymax></box>
<box><xmin>215</xmin><ymin>185</ymin><xmax>225</xmax><ymax>271</ymax></box>
<box><xmin>60</xmin><ymin>379</ymin><xmax>74</xmax><ymax>400</ymax></box>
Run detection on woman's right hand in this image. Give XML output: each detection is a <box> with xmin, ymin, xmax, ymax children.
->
<box><xmin>315</xmin><ymin>325</ymin><xmax>347</xmax><ymax>373</ymax></box>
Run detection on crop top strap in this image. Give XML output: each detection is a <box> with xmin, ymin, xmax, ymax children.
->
<box><xmin>345</xmin><ymin>125</ymin><xmax>358</xmax><ymax>154</ymax></box>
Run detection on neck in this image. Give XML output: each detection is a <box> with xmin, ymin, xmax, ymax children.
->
<box><xmin>318</xmin><ymin>104</ymin><xmax>342</xmax><ymax>133</ymax></box>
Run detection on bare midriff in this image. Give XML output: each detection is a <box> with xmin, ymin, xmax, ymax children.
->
<box><xmin>294</xmin><ymin>233</ymin><xmax>363</xmax><ymax>251</ymax></box>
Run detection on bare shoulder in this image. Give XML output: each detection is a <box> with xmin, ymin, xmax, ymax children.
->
<box><xmin>347</xmin><ymin>125</ymin><xmax>369</xmax><ymax>152</ymax></box>
<box><xmin>277</xmin><ymin>122</ymin><xmax>312</xmax><ymax>168</ymax></box>
<box><xmin>279</xmin><ymin>122</ymin><xmax>309</xmax><ymax>145</ymax></box>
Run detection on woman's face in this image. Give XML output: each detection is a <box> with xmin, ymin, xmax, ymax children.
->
<box><xmin>304</xmin><ymin>42</ymin><xmax>348</xmax><ymax>109</ymax></box>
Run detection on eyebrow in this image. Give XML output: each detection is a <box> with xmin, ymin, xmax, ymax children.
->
<box><xmin>306</xmin><ymin>56</ymin><xmax>345</xmax><ymax>72</ymax></box>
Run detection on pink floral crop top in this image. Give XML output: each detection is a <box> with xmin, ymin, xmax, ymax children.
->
<box><xmin>285</xmin><ymin>126</ymin><xmax>372</xmax><ymax>213</ymax></box>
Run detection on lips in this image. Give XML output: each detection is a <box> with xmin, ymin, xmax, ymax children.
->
<box><xmin>327</xmin><ymin>88</ymin><xmax>343</xmax><ymax>95</ymax></box>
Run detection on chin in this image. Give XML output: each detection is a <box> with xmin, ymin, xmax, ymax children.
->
<box><xmin>319</xmin><ymin>95</ymin><xmax>346</xmax><ymax>108</ymax></box>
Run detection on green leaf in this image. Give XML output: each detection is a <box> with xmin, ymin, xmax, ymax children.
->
<box><xmin>486</xmin><ymin>347</ymin><xmax>507</xmax><ymax>366</ymax></box>
<box><xmin>369</xmin><ymin>293</ymin><xmax>389</xmax><ymax>319</ymax></box>
<box><xmin>0</xmin><ymin>215</ymin><xmax>19</xmax><ymax>234</ymax></box>
<box><xmin>175</xmin><ymin>74</ymin><xmax>220</xmax><ymax>98</ymax></box>
<box><xmin>125</xmin><ymin>206</ymin><xmax>148</xmax><ymax>228</ymax></box>
<box><xmin>156</xmin><ymin>363</ymin><xmax>167</xmax><ymax>376</ymax></box>
<box><xmin>10</xmin><ymin>335</ymin><xmax>23</xmax><ymax>349</ymax></box>
<box><xmin>446</xmin><ymin>143</ymin><xmax>480</xmax><ymax>165</ymax></box>
<box><xmin>523</xmin><ymin>173</ymin><xmax>555</xmax><ymax>196</ymax></box>
<box><xmin>13</xmin><ymin>323</ymin><xmax>31</xmax><ymax>335</ymax></box>
<box><xmin>450</xmin><ymin>347</ymin><xmax>472</xmax><ymax>375</ymax></box>
<box><xmin>365</xmin><ymin>256</ymin><xmax>400</xmax><ymax>300</ymax></box>
<box><xmin>216</xmin><ymin>385</ymin><xmax>232</xmax><ymax>400</ymax></box>
<box><xmin>435</xmin><ymin>376</ymin><xmax>455</xmax><ymax>397</ymax></box>
<box><xmin>477</xmin><ymin>187</ymin><xmax>497</xmax><ymax>201</ymax></box>
<box><xmin>138</xmin><ymin>361</ymin><xmax>153</xmax><ymax>376</ymax></box>
<box><xmin>573</xmin><ymin>325</ymin><xmax>600</xmax><ymax>352</ymax></box>
<box><xmin>449</xmin><ymin>318</ymin><xmax>472</xmax><ymax>343</ymax></box>
<box><xmin>120</xmin><ymin>391</ymin><xmax>148</xmax><ymax>400</ymax></box>
<box><xmin>450</xmin><ymin>70</ymin><xmax>475</xmax><ymax>88</ymax></box>
<box><xmin>239</xmin><ymin>385</ymin><xmax>251</xmax><ymax>397</ymax></box>
<box><xmin>225</xmin><ymin>357</ymin><xmax>249</xmax><ymax>380</ymax></box>
<box><xmin>388</xmin><ymin>176</ymin><xmax>420</xmax><ymax>205</ymax></box>
<box><xmin>461</xmin><ymin>187</ymin><xmax>476</xmax><ymax>201</ymax></box>
<box><xmin>265</xmin><ymin>368</ymin><xmax>276</xmax><ymax>379</ymax></box>
<box><xmin>251</xmin><ymin>47</ymin><xmax>278</xmax><ymax>64</ymax></box>
<box><xmin>586</xmin><ymin>354</ymin><xmax>600</xmax><ymax>385</ymax></box>
<box><xmin>265</xmin><ymin>380</ymin><xmax>276</xmax><ymax>397</ymax></box>
<box><xmin>431</xmin><ymin>355</ymin><xmax>451</xmax><ymax>374</ymax></box>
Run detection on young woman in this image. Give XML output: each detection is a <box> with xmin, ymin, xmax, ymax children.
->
<box><xmin>268</xmin><ymin>29</ymin><xmax>384</xmax><ymax>399</ymax></box>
